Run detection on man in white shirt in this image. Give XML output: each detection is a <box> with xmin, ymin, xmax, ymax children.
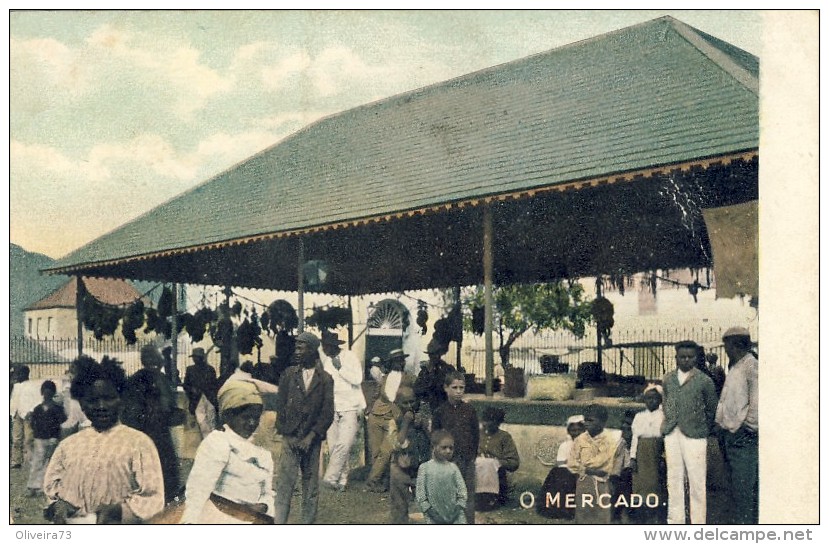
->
<box><xmin>319</xmin><ymin>330</ymin><xmax>365</xmax><ymax>491</ymax></box>
<box><xmin>10</xmin><ymin>366</ymin><xmax>41</xmax><ymax>468</ymax></box>
<box><xmin>716</xmin><ymin>326</ymin><xmax>759</xmax><ymax>524</ymax></box>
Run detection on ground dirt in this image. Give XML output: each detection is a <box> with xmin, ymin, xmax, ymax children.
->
<box><xmin>10</xmin><ymin>456</ymin><xmax>566</xmax><ymax>525</ymax></box>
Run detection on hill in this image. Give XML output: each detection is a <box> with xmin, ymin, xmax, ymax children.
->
<box><xmin>9</xmin><ymin>244</ymin><xmax>66</xmax><ymax>335</ymax></box>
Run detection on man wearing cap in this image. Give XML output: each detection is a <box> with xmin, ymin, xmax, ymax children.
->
<box><xmin>414</xmin><ymin>338</ymin><xmax>455</xmax><ymax>414</ymax></box>
<box><xmin>183</xmin><ymin>347</ymin><xmax>218</xmax><ymax>438</ymax></box>
<box><xmin>716</xmin><ymin>327</ymin><xmax>759</xmax><ymax>524</ymax></box>
<box><xmin>274</xmin><ymin>332</ymin><xmax>335</xmax><ymax>524</ymax></box>
<box><xmin>318</xmin><ymin>330</ymin><xmax>365</xmax><ymax>492</ymax></box>
<box><xmin>365</xmin><ymin>348</ymin><xmax>415</xmax><ymax>492</ymax></box>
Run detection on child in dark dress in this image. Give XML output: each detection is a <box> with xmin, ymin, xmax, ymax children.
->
<box><xmin>27</xmin><ymin>380</ymin><xmax>66</xmax><ymax>496</ymax></box>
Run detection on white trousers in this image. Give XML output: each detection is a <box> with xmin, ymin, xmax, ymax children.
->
<box><xmin>323</xmin><ymin>410</ymin><xmax>360</xmax><ymax>487</ymax></box>
<box><xmin>664</xmin><ymin>427</ymin><xmax>708</xmax><ymax>524</ymax></box>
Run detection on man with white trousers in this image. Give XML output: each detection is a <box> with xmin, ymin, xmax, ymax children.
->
<box><xmin>319</xmin><ymin>329</ymin><xmax>365</xmax><ymax>491</ymax></box>
<box><xmin>661</xmin><ymin>340</ymin><xmax>718</xmax><ymax>524</ymax></box>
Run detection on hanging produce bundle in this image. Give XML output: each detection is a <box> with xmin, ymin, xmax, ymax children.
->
<box><xmin>209</xmin><ymin>303</ymin><xmax>234</xmax><ymax>350</ymax></box>
<box><xmin>157</xmin><ymin>287</ymin><xmax>174</xmax><ymax>318</ymax></box>
<box><xmin>79</xmin><ymin>290</ymin><xmax>121</xmax><ymax>340</ymax></box>
<box><xmin>265</xmin><ymin>300</ymin><xmax>299</xmax><ymax>334</ymax></box>
<box><xmin>471</xmin><ymin>305</ymin><xmax>485</xmax><ymax>336</ymax></box>
<box><xmin>591</xmin><ymin>296</ymin><xmax>615</xmax><ymax>347</ymax></box>
<box><xmin>185</xmin><ymin>307</ymin><xmax>216</xmax><ymax>343</ymax></box>
<box><xmin>306</xmin><ymin>305</ymin><xmax>351</xmax><ymax>331</ymax></box>
<box><xmin>236</xmin><ymin>313</ymin><xmax>263</xmax><ymax>355</ymax></box>
<box><xmin>416</xmin><ymin>301</ymin><xmax>428</xmax><ymax>335</ymax></box>
<box><xmin>121</xmin><ymin>300</ymin><xmax>145</xmax><ymax>345</ymax></box>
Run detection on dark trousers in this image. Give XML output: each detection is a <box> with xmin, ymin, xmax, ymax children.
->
<box><xmin>274</xmin><ymin>439</ymin><xmax>322</xmax><ymax>524</ymax></box>
<box><xmin>147</xmin><ymin>428</ymin><xmax>180</xmax><ymax>503</ymax></box>
<box><xmin>722</xmin><ymin>428</ymin><xmax>759</xmax><ymax>524</ymax></box>
<box><xmin>454</xmin><ymin>456</ymin><xmax>476</xmax><ymax>524</ymax></box>
<box><xmin>389</xmin><ymin>463</ymin><xmax>416</xmax><ymax>524</ymax></box>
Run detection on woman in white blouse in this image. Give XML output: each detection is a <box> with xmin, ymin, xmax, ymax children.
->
<box><xmin>180</xmin><ymin>380</ymin><xmax>275</xmax><ymax>524</ymax></box>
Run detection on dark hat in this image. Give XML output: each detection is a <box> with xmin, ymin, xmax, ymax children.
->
<box><xmin>190</xmin><ymin>347</ymin><xmax>206</xmax><ymax>359</ymax></box>
<box><xmin>388</xmin><ymin>348</ymin><xmax>409</xmax><ymax>360</ymax></box>
<box><xmin>296</xmin><ymin>332</ymin><xmax>321</xmax><ymax>352</ymax></box>
<box><xmin>321</xmin><ymin>330</ymin><xmax>345</xmax><ymax>346</ymax></box>
<box><xmin>722</xmin><ymin>326</ymin><xmax>751</xmax><ymax>339</ymax></box>
<box><xmin>424</xmin><ymin>338</ymin><xmax>447</xmax><ymax>355</ymax></box>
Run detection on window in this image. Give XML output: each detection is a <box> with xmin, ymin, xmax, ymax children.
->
<box><xmin>28</xmin><ymin>318</ymin><xmax>32</xmax><ymax>334</ymax></box>
<box><xmin>47</xmin><ymin>316</ymin><xmax>52</xmax><ymax>333</ymax></box>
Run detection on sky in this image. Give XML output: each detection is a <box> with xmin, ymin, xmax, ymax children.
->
<box><xmin>7</xmin><ymin>9</ymin><xmax>762</xmax><ymax>259</ymax></box>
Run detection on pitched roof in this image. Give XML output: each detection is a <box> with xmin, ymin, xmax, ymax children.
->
<box><xmin>25</xmin><ymin>277</ymin><xmax>143</xmax><ymax>310</ymax></box>
<box><xmin>47</xmin><ymin>16</ymin><xmax>758</xmax><ymax>293</ymax></box>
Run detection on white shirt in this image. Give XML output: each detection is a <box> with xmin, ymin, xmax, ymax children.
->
<box><xmin>716</xmin><ymin>353</ymin><xmax>759</xmax><ymax>432</ymax></box>
<box><xmin>557</xmin><ymin>439</ymin><xmax>574</xmax><ymax>466</ymax></box>
<box><xmin>630</xmin><ymin>407</ymin><xmax>664</xmax><ymax>459</ymax></box>
<box><xmin>181</xmin><ymin>425</ymin><xmax>275</xmax><ymax>523</ymax></box>
<box><xmin>320</xmin><ymin>348</ymin><xmax>366</xmax><ymax>412</ymax></box>
<box><xmin>10</xmin><ymin>379</ymin><xmax>44</xmax><ymax>418</ymax></box>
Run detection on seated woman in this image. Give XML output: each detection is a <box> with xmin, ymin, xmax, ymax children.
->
<box><xmin>475</xmin><ymin>407</ymin><xmax>520</xmax><ymax>510</ymax></box>
<box><xmin>43</xmin><ymin>359</ymin><xmax>165</xmax><ymax>524</ymax></box>
<box><xmin>537</xmin><ymin>415</ymin><xmax>584</xmax><ymax>520</ymax></box>
<box><xmin>179</xmin><ymin>379</ymin><xmax>275</xmax><ymax>524</ymax></box>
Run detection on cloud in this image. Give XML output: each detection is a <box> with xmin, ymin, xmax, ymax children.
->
<box><xmin>84</xmin><ymin>24</ymin><xmax>234</xmax><ymax>117</ymax></box>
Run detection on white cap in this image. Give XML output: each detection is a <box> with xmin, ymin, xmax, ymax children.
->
<box><xmin>566</xmin><ymin>415</ymin><xmax>584</xmax><ymax>426</ymax></box>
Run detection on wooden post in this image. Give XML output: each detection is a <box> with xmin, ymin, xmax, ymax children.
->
<box><xmin>453</xmin><ymin>286</ymin><xmax>462</xmax><ymax>371</ymax></box>
<box><xmin>347</xmin><ymin>295</ymin><xmax>354</xmax><ymax>347</ymax></box>
<box><xmin>75</xmin><ymin>276</ymin><xmax>85</xmax><ymax>357</ymax></box>
<box><xmin>297</xmin><ymin>238</ymin><xmax>305</xmax><ymax>333</ymax></box>
<box><xmin>483</xmin><ymin>206</ymin><xmax>495</xmax><ymax>397</ymax></box>
<box><xmin>595</xmin><ymin>280</ymin><xmax>603</xmax><ymax>369</ymax></box>
<box><xmin>170</xmin><ymin>283</ymin><xmax>179</xmax><ymax>380</ymax></box>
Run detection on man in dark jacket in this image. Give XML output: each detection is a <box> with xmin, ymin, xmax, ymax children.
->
<box><xmin>182</xmin><ymin>347</ymin><xmax>218</xmax><ymax>438</ymax></box>
<box><xmin>274</xmin><ymin>332</ymin><xmax>335</xmax><ymax>524</ymax></box>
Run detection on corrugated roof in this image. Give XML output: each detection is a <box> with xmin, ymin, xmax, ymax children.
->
<box><xmin>25</xmin><ymin>277</ymin><xmax>143</xmax><ymax>310</ymax></box>
<box><xmin>48</xmin><ymin>16</ymin><xmax>758</xmax><ymax>283</ymax></box>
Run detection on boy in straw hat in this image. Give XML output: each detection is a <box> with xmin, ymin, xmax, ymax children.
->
<box><xmin>181</xmin><ymin>379</ymin><xmax>275</xmax><ymax>524</ymax></box>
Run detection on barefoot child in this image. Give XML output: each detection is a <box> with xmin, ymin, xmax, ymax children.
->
<box><xmin>416</xmin><ymin>430</ymin><xmax>467</xmax><ymax>524</ymax></box>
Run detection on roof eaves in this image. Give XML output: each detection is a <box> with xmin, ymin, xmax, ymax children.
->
<box><xmin>42</xmin><ymin>149</ymin><xmax>758</xmax><ymax>278</ymax></box>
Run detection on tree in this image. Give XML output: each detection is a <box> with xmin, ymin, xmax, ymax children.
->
<box><xmin>465</xmin><ymin>281</ymin><xmax>592</xmax><ymax>367</ymax></box>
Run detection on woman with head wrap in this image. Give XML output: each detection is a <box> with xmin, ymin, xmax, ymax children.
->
<box><xmin>179</xmin><ymin>380</ymin><xmax>275</xmax><ymax>524</ymax></box>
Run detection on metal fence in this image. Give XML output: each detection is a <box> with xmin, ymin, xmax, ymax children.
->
<box><xmin>12</xmin><ymin>321</ymin><xmax>757</xmax><ymax>382</ymax></box>
<box><xmin>8</xmin><ymin>336</ymin><xmax>216</xmax><ymax>380</ymax></box>
<box><xmin>463</xmin><ymin>322</ymin><xmax>758</xmax><ymax>380</ymax></box>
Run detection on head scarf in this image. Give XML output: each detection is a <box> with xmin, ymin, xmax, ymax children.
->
<box><xmin>217</xmin><ymin>379</ymin><xmax>262</xmax><ymax>413</ymax></box>
<box><xmin>643</xmin><ymin>383</ymin><xmax>664</xmax><ymax>396</ymax></box>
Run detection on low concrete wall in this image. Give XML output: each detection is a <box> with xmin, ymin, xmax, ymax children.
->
<box><xmin>468</xmin><ymin>394</ymin><xmax>643</xmax><ymax>488</ymax></box>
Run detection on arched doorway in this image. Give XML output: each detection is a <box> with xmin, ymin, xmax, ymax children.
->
<box><xmin>364</xmin><ymin>299</ymin><xmax>408</xmax><ymax>379</ymax></box>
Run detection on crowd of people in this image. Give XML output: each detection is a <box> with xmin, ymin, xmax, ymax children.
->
<box><xmin>9</xmin><ymin>326</ymin><xmax>757</xmax><ymax>525</ymax></box>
